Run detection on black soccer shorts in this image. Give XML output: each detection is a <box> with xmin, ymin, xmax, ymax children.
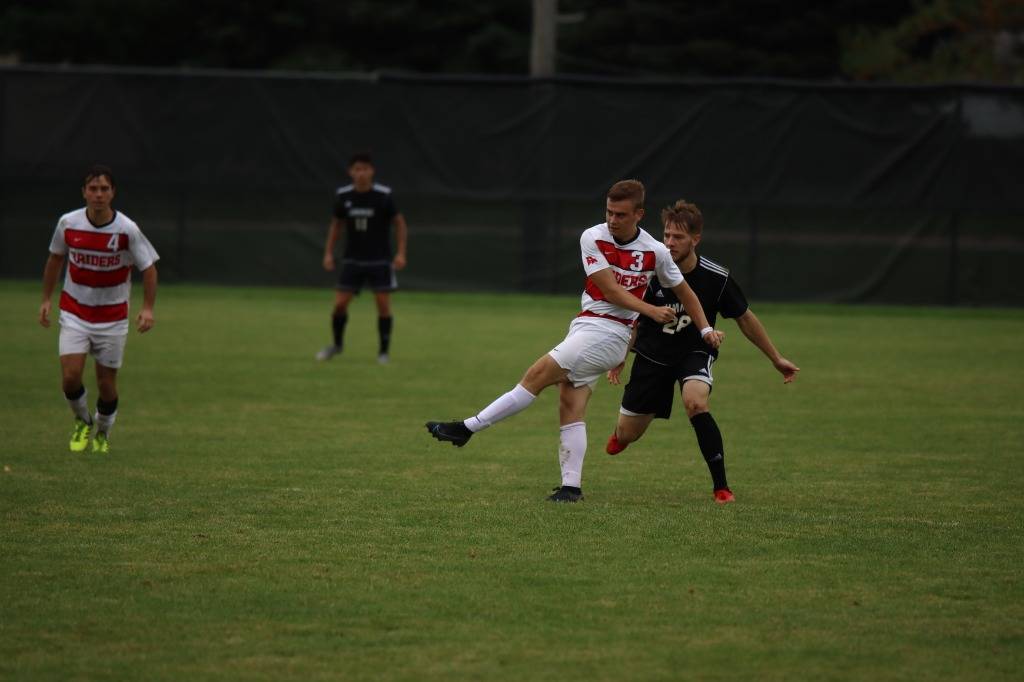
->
<box><xmin>620</xmin><ymin>351</ymin><xmax>715</xmax><ymax>420</ymax></box>
<box><xmin>337</xmin><ymin>260</ymin><xmax>397</xmax><ymax>293</ymax></box>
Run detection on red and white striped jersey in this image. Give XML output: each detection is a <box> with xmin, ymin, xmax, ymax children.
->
<box><xmin>578</xmin><ymin>223</ymin><xmax>683</xmax><ymax>325</ymax></box>
<box><xmin>48</xmin><ymin>208</ymin><xmax>159</xmax><ymax>335</ymax></box>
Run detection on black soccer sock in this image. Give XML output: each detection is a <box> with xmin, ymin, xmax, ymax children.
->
<box><xmin>64</xmin><ymin>385</ymin><xmax>86</xmax><ymax>401</ymax></box>
<box><xmin>378</xmin><ymin>316</ymin><xmax>393</xmax><ymax>355</ymax></box>
<box><xmin>331</xmin><ymin>312</ymin><xmax>348</xmax><ymax>348</ymax></box>
<box><xmin>96</xmin><ymin>397</ymin><xmax>119</xmax><ymax>415</ymax></box>
<box><xmin>690</xmin><ymin>411</ymin><xmax>728</xmax><ymax>491</ymax></box>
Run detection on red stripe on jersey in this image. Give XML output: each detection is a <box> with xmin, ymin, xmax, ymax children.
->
<box><xmin>65</xmin><ymin>228</ymin><xmax>128</xmax><ymax>252</ymax></box>
<box><xmin>69</xmin><ymin>263</ymin><xmax>131</xmax><ymax>288</ymax></box>
<box><xmin>577</xmin><ymin>310</ymin><xmax>635</xmax><ymax>326</ymax></box>
<box><xmin>59</xmin><ymin>291</ymin><xmax>128</xmax><ymax>323</ymax></box>
<box><xmin>595</xmin><ymin>240</ymin><xmax>656</xmax><ymax>271</ymax></box>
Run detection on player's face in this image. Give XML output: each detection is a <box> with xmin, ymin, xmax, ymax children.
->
<box><xmin>81</xmin><ymin>176</ymin><xmax>115</xmax><ymax>212</ymax></box>
<box><xmin>663</xmin><ymin>221</ymin><xmax>700</xmax><ymax>263</ymax></box>
<box><xmin>605</xmin><ymin>198</ymin><xmax>644</xmax><ymax>240</ymax></box>
<box><xmin>348</xmin><ymin>161</ymin><xmax>375</xmax><ymax>188</ymax></box>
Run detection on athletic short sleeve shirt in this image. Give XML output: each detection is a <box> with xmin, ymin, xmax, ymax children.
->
<box><xmin>48</xmin><ymin>208</ymin><xmax>159</xmax><ymax>335</ymax></box>
<box><xmin>578</xmin><ymin>223</ymin><xmax>684</xmax><ymax>324</ymax></box>
<box><xmin>332</xmin><ymin>183</ymin><xmax>398</xmax><ymax>262</ymax></box>
<box><xmin>634</xmin><ymin>255</ymin><xmax>748</xmax><ymax>364</ymax></box>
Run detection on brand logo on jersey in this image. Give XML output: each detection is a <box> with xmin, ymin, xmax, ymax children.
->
<box><xmin>344</xmin><ymin>200</ymin><xmax>352</xmax><ymax>208</ymax></box>
<box><xmin>585</xmin><ymin>256</ymin><xmax>598</xmax><ymax>265</ymax></box>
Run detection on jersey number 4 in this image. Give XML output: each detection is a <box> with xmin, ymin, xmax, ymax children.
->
<box><xmin>107</xmin><ymin>233</ymin><xmax>121</xmax><ymax>251</ymax></box>
<box><xmin>662</xmin><ymin>315</ymin><xmax>692</xmax><ymax>334</ymax></box>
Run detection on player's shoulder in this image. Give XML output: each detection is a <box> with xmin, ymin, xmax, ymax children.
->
<box><xmin>371</xmin><ymin>182</ymin><xmax>393</xmax><ymax>195</ymax></box>
<box><xmin>581</xmin><ymin>223</ymin><xmax>607</xmax><ymax>242</ymax></box>
<box><xmin>697</xmin><ymin>255</ymin><xmax>730</xmax><ymax>278</ymax></box>
<box><xmin>113</xmin><ymin>210</ymin><xmax>140</xmax><ymax>232</ymax></box>
<box><xmin>335</xmin><ymin>183</ymin><xmax>355</xmax><ymax>195</ymax></box>
<box><xmin>58</xmin><ymin>208</ymin><xmax>87</xmax><ymax>227</ymax></box>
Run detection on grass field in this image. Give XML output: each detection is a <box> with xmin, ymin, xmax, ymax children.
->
<box><xmin>2</xmin><ymin>280</ymin><xmax>1023</xmax><ymax>681</ymax></box>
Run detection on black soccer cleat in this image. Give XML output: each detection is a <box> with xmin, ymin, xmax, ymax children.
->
<box><xmin>546</xmin><ymin>486</ymin><xmax>584</xmax><ymax>503</ymax></box>
<box><xmin>425</xmin><ymin>420</ymin><xmax>473</xmax><ymax>447</ymax></box>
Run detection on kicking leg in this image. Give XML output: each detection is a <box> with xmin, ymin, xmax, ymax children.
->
<box><xmin>606</xmin><ymin>412</ymin><xmax>655</xmax><ymax>455</ymax></box>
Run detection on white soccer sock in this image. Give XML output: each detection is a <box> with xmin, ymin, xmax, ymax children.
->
<box><xmin>464</xmin><ymin>384</ymin><xmax>536</xmax><ymax>433</ymax></box>
<box><xmin>66</xmin><ymin>389</ymin><xmax>91</xmax><ymax>423</ymax></box>
<box><xmin>95</xmin><ymin>409</ymin><xmax>117</xmax><ymax>436</ymax></box>
<box><xmin>558</xmin><ymin>421</ymin><xmax>587</xmax><ymax>488</ymax></box>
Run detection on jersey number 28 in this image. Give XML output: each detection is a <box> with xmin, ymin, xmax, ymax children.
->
<box><xmin>662</xmin><ymin>315</ymin><xmax>692</xmax><ymax>334</ymax></box>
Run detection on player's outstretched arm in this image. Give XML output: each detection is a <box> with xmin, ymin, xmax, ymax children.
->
<box><xmin>669</xmin><ymin>280</ymin><xmax>724</xmax><ymax>349</ymax></box>
<box><xmin>137</xmin><ymin>264</ymin><xmax>158</xmax><ymax>333</ymax></box>
<box><xmin>39</xmin><ymin>253</ymin><xmax>64</xmax><ymax>328</ymax></box>
<box><xmin>589</xmin><ymin>269</ymin><xmax>676</xmax><ymax>324</ymax></box>
<box><xmin>735</xmin><ymin>309</ymin><xmax>799</xmax><ymax>383</ymax></box>
<box><xmin>392</xmin><ymin>214</ymin><xmax>408</xmax><ymax>270</ymax></box>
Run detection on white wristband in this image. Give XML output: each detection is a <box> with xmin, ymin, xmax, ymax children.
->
<box><xmin>700</xmin><ymin>326</ymin><xmax>713</xmax><ymax>337</ymax></box>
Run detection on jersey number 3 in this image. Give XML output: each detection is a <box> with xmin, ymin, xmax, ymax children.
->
<box><xmin>662</xmin><ymin>315</ymin><xmax>692</xmax><ymax>334</ymax></box>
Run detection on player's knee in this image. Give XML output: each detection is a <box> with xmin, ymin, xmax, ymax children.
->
<box><xmin>684</xmin><ymin>398</ymin><xmax>709</xmax><ymax>418</ymax></box>
<box><xmin>61</xmin><ymin>375</ymin><xmax>82</xmax><ymax>393</ymax></box>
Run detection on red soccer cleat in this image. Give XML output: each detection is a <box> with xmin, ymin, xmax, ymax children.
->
<box><xmin>713</xmin><ymin>488</ymin><xmax>735</xmax><ymax>504</ymax></box>
<box><xmin>605</xmin><ymin>433</ymin><xmax>627</xmax><ymax>455</ymax></box>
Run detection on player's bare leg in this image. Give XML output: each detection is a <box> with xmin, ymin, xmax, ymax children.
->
<box><xmin>549</xmin><ymin>382</ymin><xmax>592</xmax><ymax>502</ymax></box>
<box><xmin>606</xmin><ymin>412</ymin><xmax>655</xmax><ymax>455</ymax></box>
<box><xmin>682</xmin><ymin>379</ymin><xmax>733</xmax><ymax>503</ymax></box>
<box><xmin>317</xmin><ymin>290</ymin><xmax>355</xmax><ymax>361</ymax></box>
<box><xmin>61</xmin><ymin>353</ymin><xmax>92</xmax><ymax>451</ymax></box>
<box><xmin>373</xmin><ymin>291</ymin><xmax>392</xmax><ymax>364</ymax></box>
<box><xmin>425</xmin><ymin>354</ymin><xmax>567</xmax><ymax>447</ymax></box>
<box><xmin>92</xmin><ymin>363</ymin><xmax>119</xmax><ymax>453</ymax></box>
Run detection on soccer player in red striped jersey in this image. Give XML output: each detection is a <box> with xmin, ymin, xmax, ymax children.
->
<box><xmin>39</xmin><ymin>166</ymin><xmax>159</xmax><ymax>453</ymax></box>
<box><xmin>426</xmin><ymin>180</ymin><xmax>725</xmax><ymax>502</ymax></box>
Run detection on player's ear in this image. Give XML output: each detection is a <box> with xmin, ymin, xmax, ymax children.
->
<box><xmin>635</xmin><ymin>207</ymin><xmax>645</xmax><ymax>221</ymax></box>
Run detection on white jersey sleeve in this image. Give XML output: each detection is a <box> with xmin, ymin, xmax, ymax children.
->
<box><xmin>125</xmin><ymin>219</ymin><xmax>159</xmax><ymax>270</ymax></box>
<box><xmin>49</xmin><ymin>216</ymin><xmax>68</xmax><ymax>255</ymax></box>
<box><xmin>654</xmin><ymin>243</ymin><xmax>684</xmax><ymax>288</ymax></box>
<box><xmin>580</xmin><ymin>229</ymin><xmax>609</xmax><ymax>276</ymax></box>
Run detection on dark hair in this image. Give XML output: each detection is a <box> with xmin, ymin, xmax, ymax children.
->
<box><xmin>348</xmin><ymin>152</ymin><xmax>373</xmax><ymax>167</ymax></box>
<box><xmin>83</xmin><ymin>164</ymin><xmax>115</xmax><ymax>188</ymax></box>
<box><xmin>607</xmin><ymin>179</ymin><xmax>645</xmax><ymax>209</ymax></box>
<box><xmin>661</xmin><ymin>199</ymin><xmax>704</xmax><ymax>236</ymax></box>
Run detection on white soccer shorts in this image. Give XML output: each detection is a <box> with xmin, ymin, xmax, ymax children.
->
<box><xmin>59</xmin><ymin>325</ymin><xmax>128</xmax><ymax>369</ymax></box>
<box><xmin>548</xmin><ymin>316</ymin><xmax>632</xmax><ymax>389</ymax></box>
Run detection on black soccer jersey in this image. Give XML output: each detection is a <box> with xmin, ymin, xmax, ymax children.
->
<box><xmin>633</xmin><ymin>255</ymin><xmax>748</xmax><ymax>364</ymax></box>
<box><xmin>332</xmin><ymin>183</ymin><xmax>399</xmax><ymax>261</ymax></box>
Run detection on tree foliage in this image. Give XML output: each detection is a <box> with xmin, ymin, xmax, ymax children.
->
<box><xmin>1</xmin><ymin>0</ymin><xmax>1020</xmax><ymax>82</ymax></box>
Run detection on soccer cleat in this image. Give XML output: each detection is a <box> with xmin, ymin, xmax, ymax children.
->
<box><xmin>91</xmin><ymin>432</ymin><xmax>110</xmax><ymax>454</ymax></box>
<box><xmin>377</xmin><ymin>353</ymin><xmax>389</xmax><ymax>365</ymax></box>
<box><xmin>425</xmin><ymin>421</ymin><xmax>473</xmax><ymax>447</ymax></box>
<box><xmin>316</xmin><ymin>345</ymin><xmax>342</xmax><ymax>361</ymax></box>
<box><xmin>69</xmin><ymin>418</ymin><xmax>92</xmax><ymax>452</ymax></box>
<box><xmin>547</xmin><ymin>486</ymin><xmax>584</xmax><ymax>503</ymax></box>
<box><xmin>605</xmin><ymin>433</ymin><xmax>627</xmax><ymax>455</ymax></box>
<box><xmin>713</xmin><ymin>488</ymin><xmax>735</xmax><ymax>504</ymax></box>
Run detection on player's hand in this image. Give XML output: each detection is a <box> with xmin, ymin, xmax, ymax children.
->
<box><xmin>137</xmin><ymin>308</ymin><xmax>155</xmax><ymax>333</ymax></box>
<box><xmin>39</xmin><ymin>300</ymin><xmax>51</xmax><ymax>328</ymax></box>
<box><xmin>647</xmin><ymin>305</ymin><xmax>677</xmax><ymax>324</ymax></box>
<box><xmin>322</xmin><ymin>253</ymin><xmax>335</xmax><ymax>271</ymax></box>
<box><xmin>702</xmin><ymin>329</ymin><xmax>724</xmax><ymax>349</ymax></box>
<box><xmin>775</xmin><ymin>357</ymin><xmax>800</xmax><ymax>383</ymax></box>
<box><xmin>606</xmin><ymin>361</ymin><xmax>626</xmax><ymax>385</ymax></box>
<box><xmin>392</xmin><ymin>253</ymin><xmax>407</xmax><ymax>271</ymax></box>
